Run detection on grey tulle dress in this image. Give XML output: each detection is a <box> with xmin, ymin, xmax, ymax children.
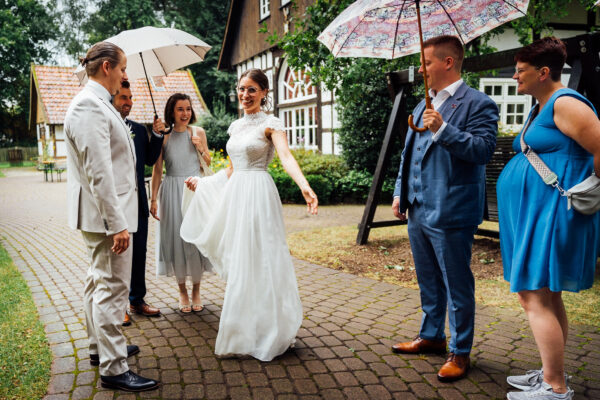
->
<box><xmin>156</xmin><ymin>128</ymin><xmax>212</xmax><ymax>283</ymax></box>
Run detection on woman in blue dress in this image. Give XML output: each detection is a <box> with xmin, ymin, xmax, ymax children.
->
<box><xmin>497</xmin><ymin>37</ymin><xmax>600</xmax><ymax>400</ymax></box>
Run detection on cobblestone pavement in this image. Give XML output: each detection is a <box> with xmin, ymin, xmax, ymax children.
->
<box><xmin>1</xmin><ymin>170</ymin><xmax>599</xmax><ymax>400</ymax></box>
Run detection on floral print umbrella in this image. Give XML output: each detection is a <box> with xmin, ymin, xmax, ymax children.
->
<box><xmin>318</xmin><ymin>0</ymin><xmax>530</xmax><ymax>59</ymax></box>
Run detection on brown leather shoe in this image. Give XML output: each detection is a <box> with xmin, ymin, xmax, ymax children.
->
<box><xmin>437</xmin><ymin>353</ymin><xmax>470</xmax><ymax>382</ymax></box>
<box><xmin>391</xmin><ymin>336</ymin><xmax>447</xmax><ymax>354</ymax></box>
<box><xmin>123</xmin><ymin>312</ymin><xmax>131</xmax><ymax>326</ymax></box>
<box><xmin>130</xmin><ymin>303</ymin><xmax>161</xmax><ymax>317</ymax></box>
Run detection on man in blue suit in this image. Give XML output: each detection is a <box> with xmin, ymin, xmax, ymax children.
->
<box><xmin>391</xmin><ymin>35</ymin><xmax>498</xmax><ymax>382</ymax></box>
<box><xmin>113</xmin><ymin>80</ymin><xmax>164</xmax><ymax>324</ymax></box>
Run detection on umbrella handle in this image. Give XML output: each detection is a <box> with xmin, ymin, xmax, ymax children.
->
<box><xmin>154</xmin><ymin>114</ymin><xmax>173</xmax><ymax>135</ymax></box>
<box><xmin>162</xmin><ymin>125</ymin><xmax>173</xmax><ymax>135</ymax></box>
<box><xmin>408</xmin><ymin>115</ymin><xmax>427</xmax><ymax>133</ymax></box>
<box><xmin>408</xmin><ymin>97</ymin><xmax>432</xmax><ymax>133</ymax></box>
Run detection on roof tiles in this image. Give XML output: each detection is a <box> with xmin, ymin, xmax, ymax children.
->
<box><xmin>32</xmin><ymin>65</ymin><xmax>207</xmax><ymax>125</ymax></box>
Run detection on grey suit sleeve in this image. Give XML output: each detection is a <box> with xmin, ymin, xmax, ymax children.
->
<box><xmin>69</xmin><ymin>99</ymin><xmax>128</xmax><ymax>235</ymax></box>
<box><xmin>433</xmin><ymin>95</ymin><xmax>498</xmax><ymax>165</ymax></box>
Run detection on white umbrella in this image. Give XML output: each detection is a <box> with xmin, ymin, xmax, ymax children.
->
<box><xmin>76</xmin><ymin>26</ymin><xmax>211</xmax><ymax>118</ymax></box>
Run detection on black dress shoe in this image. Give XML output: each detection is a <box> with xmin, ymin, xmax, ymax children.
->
<box><xmin>100</xmin><ymin>370</ymin><xmax>159</xmax><ymax>392</ymax></box>
<box><xmin>90</xmin><ymin>344</ymin><xmax>140</xmax><ymax>366</ymax></box>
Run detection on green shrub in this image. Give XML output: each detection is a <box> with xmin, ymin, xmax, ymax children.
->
<box><xmin>267</xmin><ymin>150</ymin><xmax>395</xmax><ymax>204</ymax></box>
<box><xmin>270</xmin><ymin>168</ymin><xmax>303</xmax><ymax>203</ymax></box>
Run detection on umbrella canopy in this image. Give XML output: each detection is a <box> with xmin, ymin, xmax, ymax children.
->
<box><xmin>75</xmin><ymin>26</ymin><xmax>211</xmax><ymax>121</ymax></box>
<box><xmin>75</xmin><ymin>26</ymin><xmax>211</xmax><ymax>83</ymax></box>
<box><xmin>318</xmin><ymin>0</ymin><xmax>530</xmax><ymax>59</ymax></box>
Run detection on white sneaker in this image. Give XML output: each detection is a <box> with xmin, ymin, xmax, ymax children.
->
<box><xmin>506</xmin><ymin>382</ymin><xmax>574</xmax><ymax>400</ymax></box>
<box><xmin>507</xmin><ymin>369</ymin><xmax>543</xmax><ymax>391</ymax></box>
<box><xmin>507</xmin><ymin>370</ymin><xmax>570</xmax><ymax>391</ymax></box>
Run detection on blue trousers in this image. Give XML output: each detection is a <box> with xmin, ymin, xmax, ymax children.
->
<box><xmin>407</xmin><ymin>201</ymin><xmax>477</xmax><ymax>355</ymax></box>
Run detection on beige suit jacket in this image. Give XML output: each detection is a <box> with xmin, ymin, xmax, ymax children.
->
<box><xmin>65</xmin><ymin>80</ymin><xmax>138</xmax><ymax>235</ymax></box>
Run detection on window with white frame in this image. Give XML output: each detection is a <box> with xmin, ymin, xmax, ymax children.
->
<box><xmin>281</xmin><ymin>106</ymin><xmax>318</xmax><ymax>150</ymax></box>
<box><xmin>278</xmin><ymin>60</ymin><xmax>318</xmax><ymax>150</ymax></box>
<box><xmin>480</xmin><ymin>78</ymin><xmax>532</xmax><ymax>132</ymax></box>
<box><xmin>260</xmin><ymin>0</ymin><xmax>270</xmax><ymax>20</ymax></box>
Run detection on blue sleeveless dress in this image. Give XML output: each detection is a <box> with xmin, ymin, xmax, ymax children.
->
<box><xmin>497</xmin><ymin>88</ymin><xmax>599</xmax><ymax>293</ymax></box>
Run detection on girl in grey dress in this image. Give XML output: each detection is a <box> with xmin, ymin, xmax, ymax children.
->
<box><xmin>150</xmin><ymin>93</ymin><xmax>212</xmax><ymax>313</ymax></box>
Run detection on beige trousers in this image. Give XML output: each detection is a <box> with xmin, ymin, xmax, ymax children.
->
<box><xmin>81</xmin><ymin>231</ymin><xmax>133</xmax><ymax>376</ymax></box>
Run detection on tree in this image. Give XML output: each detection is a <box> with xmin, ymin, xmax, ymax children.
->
<box><xmin>511</xmin><ymin>0</ymin><xmax>596</xmax><ymax>44</ymax></box>
<box><xmin>0</xmin><ymin>0</ymin><xmax>58</xmax><ymax>143</ymax></box>
<box><xmin>157</xmin><ymin>0</ymin><xmax>236</xmax><ymax>113</ymax></box>
<box><xmin>264</xmin><ymin>0</ymin><xmax>422</xmax><ymax>173</ymax></box>
<box><xmin>73</xmin><ymin>0</ymin><xmax>236</xmax><ymax>114</ymax></box>
<box><xmin>84</xmin><ymin>0</ymin><xmax>162</xmax><ymax>44</ymax></box>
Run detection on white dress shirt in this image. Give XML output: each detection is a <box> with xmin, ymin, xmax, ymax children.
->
<box><xmin>430</xmin><ymin>78</ymin><xmax>463</xmax><ymax>140</ymax></box>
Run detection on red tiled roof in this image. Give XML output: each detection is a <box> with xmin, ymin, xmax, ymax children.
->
<box><xmin>31</xmin><ymin>65</ymin><xmax>208</xmax><ymax>125</ymax></box>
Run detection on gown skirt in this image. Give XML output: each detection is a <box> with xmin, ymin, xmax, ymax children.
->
<box><xmin>180</xmin><ymin>169</ymin><xmax>303</xmax><ymax>361</ymax></box>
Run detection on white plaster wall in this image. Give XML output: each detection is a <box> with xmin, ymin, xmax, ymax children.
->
<box><xmin>321</xmin><ymin>131</ymin><xmax>333</xmax><ymax>155</ymax></box>
<box><xmin>55</xmin><ymin>141</ymin><xmax>67</xmax><ymax>158</ymax></box>
<box><xmin>54</xmin><ymin>125</ymin><xmax>65</xmax><ymax>140</ymax></box>
<box><xmin>321</xmin><ymin>104</ymin><xmax>341</xmax><ymax>130</ymax></box>
<box><xmin>487</xmin><ymin>29</ymin><xmax>587</xmax><ymax>52</ymax></box>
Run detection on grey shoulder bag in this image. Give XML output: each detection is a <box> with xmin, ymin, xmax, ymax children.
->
<box><xmin>520</xmin><ymin>104</ymin><xmax>600</xmax><ymax>215</ymax></box>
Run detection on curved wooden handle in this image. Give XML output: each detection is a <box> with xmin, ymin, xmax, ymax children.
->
<box><xmin>408</xmin><ymin>115</ymin><xmax>428</xmax><ymax>133</ymax></box>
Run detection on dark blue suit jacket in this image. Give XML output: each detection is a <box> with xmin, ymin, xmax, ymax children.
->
<box><xmin>393</xmin><ymin>82</ymin><xmax>498</xmax><ymax>229</ymax></box>
<box><xmin>128</xmin><ymin>119</ymin><xmax>163</xmax><ymax>218</ymax></box>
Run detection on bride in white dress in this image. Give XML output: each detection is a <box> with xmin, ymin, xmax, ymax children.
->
<box><xmin>180</xmin><ymin>68</ymin><xmax>318</xmax><ymax>361</ymax></box>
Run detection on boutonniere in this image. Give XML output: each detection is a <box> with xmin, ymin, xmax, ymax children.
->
<box><xmin>126</xmin><ymin>124</ymin><xmax>135</xmax><ymax>140</ymax></box>
<box><xmin>451</xmin><ymin>103</ymin><xmax>458</xmax><ymax>109</ymax></box>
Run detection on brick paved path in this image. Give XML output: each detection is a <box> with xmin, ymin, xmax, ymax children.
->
<box><xmin>1</xmin><ymin>171</ymin><xmax>599</xmax><ymax>399</ymax></box>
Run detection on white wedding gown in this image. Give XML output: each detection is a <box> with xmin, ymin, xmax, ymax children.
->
<box><xmin>180</xmin><ymin>112</ymin><xmax>303</xmax><ymax>361</ymax></box>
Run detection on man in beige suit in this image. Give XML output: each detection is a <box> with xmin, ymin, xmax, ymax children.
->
<box><xmin>65</xmin><ymin>42</ymin><xmax>159</xmax><ymax>392</ymax></box>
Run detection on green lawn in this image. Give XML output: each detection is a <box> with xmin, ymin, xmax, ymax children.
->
<box><xmin>0</xmin><ymin>161</ymin><xmax>36</xmax><ymax>169</ymax></box>
<box><xmin>0</xmin><ymin>242</ymin><xmax>51</xmax><ymax>399</ymax></box>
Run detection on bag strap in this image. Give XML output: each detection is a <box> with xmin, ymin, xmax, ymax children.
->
<box><xmin>519</xmin><ymin>104</ymin><xmax>566</xmax><ymax>195</ymax></box>
<box><xmin>191</xmin><ymin>126</ymin><xmax>213</xmax><ymax>176</ymax></box>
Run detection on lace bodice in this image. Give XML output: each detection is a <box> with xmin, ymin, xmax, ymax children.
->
<box><xmin>226</xmin><ymin>112</ymin><xmax>284</xmax><ymax>170</ymax></box>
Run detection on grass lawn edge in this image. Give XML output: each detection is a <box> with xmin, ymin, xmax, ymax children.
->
<box><xmin>0</xmin><ymin>240</ymin><xmax>52</xmax><ymax>400</ymax></box>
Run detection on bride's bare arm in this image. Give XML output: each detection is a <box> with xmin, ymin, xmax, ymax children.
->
<box><xmin>268</xmin><ymin>128</ymin><xmax>318</xmax><ymax>215</ymax></box>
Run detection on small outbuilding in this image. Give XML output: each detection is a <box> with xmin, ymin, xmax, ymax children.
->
<box><xmin>29</xmin><ymin>65</ymin><xmax>208</xmax><ymax>161</ymax></box>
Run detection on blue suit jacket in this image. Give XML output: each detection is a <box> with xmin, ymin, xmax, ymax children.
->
<box><xmin>393</xmin><ymin>82</ymin><xmax>498</xmax><ymax>229</ymax></box>
<box><xmin>129</xmin><ymin>120</ymin><xmax>163</xmax><ymax>219</ymax></box>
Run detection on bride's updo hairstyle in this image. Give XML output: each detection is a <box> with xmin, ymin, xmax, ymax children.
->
<box><xmin>239</xmin><ymin>68</ymin><xmax>272</xmax><ymax>110</ymax></box>
<box><xmin>80</xmin><ymin>42</ymin><xmax>124</xmax><ymax>78</ymax></box>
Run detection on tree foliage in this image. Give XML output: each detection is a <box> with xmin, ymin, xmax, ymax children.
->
<box><xmin>156</xmin><ymin>0</ymin><xmax>237</xmax><ymax>114</ymax></box>
<box><xmin>265</xmin><ymin>0</ymin><xmax>420</xmax><ymax>173</ymax></box>
<box><xmin>510</xmin><ymin>0</ymin><xmax>596</xmax><ymax>44</ymax></box>
<box><xmin>0</xmin><ymin>0</ymin><xmax>58</xmax><ymax>142</ymax></box>
<box><xmin>59</xmin><ymin>0</ymin><xmax>236</xmax><ymax>115</ymax></box>
<box><xmin>264</xmin><ymin>0</ymin><xmax>591</xmax><ymax>173</ymax></box>
<box><xmin>84</xmin><ymin>0</ymin><xmax>161</xmax><ymax>44</ymax></box>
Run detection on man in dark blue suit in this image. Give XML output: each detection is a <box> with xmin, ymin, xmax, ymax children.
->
<box><xmin>113</xmin><ymin>80</ymin><xmax>164</xmax><ymax>324</ymax></box>
<box><xmin>391</xmin><ymin>36</ymin><xmax>498</xmax><ymax>382</ymax></box>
